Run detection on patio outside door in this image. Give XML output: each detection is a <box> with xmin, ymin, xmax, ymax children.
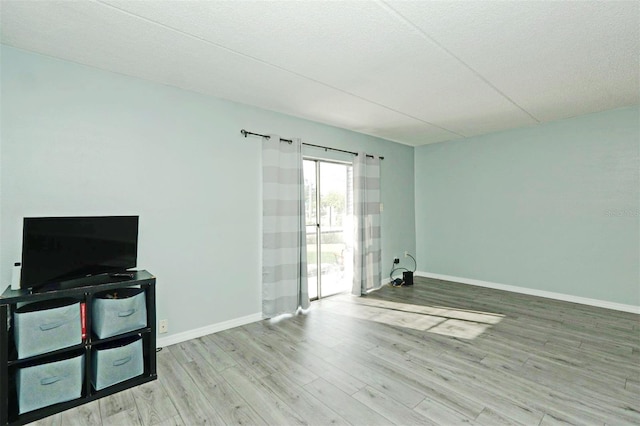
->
<box><xmin>303</xmin><ymin>159</ymin><xmax>353</xmax><ymax>300</ymax></box>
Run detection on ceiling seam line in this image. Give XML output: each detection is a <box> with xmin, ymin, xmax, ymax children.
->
<box><xmin>93</xmin><ymin>0</ymin><xmax>465</xmax><ymax>138</ymax></box>
<box><xmin>377</xmin><ymin>0</ymin><xmax>541</xmax><ymax>124</ymax></box>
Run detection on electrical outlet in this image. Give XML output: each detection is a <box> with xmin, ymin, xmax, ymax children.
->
<box><xmin>404</xmin><ymin>251</ymin><xmax>409</xmax><ymax>258</ymax></box>
<box><xmin>393</xmin><ymin>257</ymin><xmax>400</xmax><ymax>264</ymax></box>
<box><xmin>159</xmin><ymin>319</ymin><xmax>168</xmax><ymax>334</ymax></box>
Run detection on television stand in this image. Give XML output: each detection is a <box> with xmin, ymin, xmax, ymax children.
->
<box><xmin>0</xmin><ymin>270</ymin><xmax>157</xmax><ymax>426</ymax></box>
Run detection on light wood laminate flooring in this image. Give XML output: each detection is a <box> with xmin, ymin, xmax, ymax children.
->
<box><xmin>31</xmin><ymin>277</ymin><xmax>640</xmax><ymax>425</ymax></box>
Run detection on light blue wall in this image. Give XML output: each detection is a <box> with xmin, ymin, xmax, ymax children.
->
<box><xmin>415</xmin><ymin>107</ymin><xmax>639</xmax><ymax>305</ymax></box>
<box><xmin>0</xmin><ymin>46</ymin><xmax>416</xmax><ymax>337</ymax></box>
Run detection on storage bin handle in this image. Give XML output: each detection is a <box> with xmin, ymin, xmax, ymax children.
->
<box><xmin>39</xmin><ymin>320</ymin><xmax>66</xmax><ymax>331</ymax></box>
<box><xmin>118</xmin><ymin>309</ymin><xmax>136</xmax><ymax>318</ymax></box>
<box><xmin>40</xmin><ymin>376</ymin><xmax>63</xmax><ymax>386</ymax></box>
<box><xmin>113</xmin><ymin>356</ymin><xmax>132</xmax><ymax>367</ymax></box>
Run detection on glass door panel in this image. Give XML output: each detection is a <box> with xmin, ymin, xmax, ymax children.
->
<box><xmin>304</xmin><ymin>159</ymin><xmax>353</xmax><ymax>300</ymax></box>
<box><xmin>319</xmin><ymin>162</ymin><xmax>352</xmax><ymax>297</ymax></box>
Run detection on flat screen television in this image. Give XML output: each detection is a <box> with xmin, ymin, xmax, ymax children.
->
<box><xmin>20</xmin><ymin>215</ymin><xmax>139</xmax><ymax>291</ymax></box>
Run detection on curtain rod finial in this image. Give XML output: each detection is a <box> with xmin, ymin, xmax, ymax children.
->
<box><xmin>241</xmin><ymin>129</ymin><xmax>248</xmax><ymax>137</ymax></box>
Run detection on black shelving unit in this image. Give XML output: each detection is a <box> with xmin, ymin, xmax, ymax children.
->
<box><xmin>0</xmin><ymin>270</ymin><xmax>157</xmax><ymax>426</ymax></box>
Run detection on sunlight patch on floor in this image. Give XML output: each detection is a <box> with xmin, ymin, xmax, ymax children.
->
<box><xmin>429</xmin><ymin>319</ymin><xmax>494</xmax><ymax>339</ymax></box>
<box><xmin>318</xmin><ymin>295</ymin><xmax>504</xmax><ymax>339</ymax></box>
<box><xmin>370</xmin><ymin>308</ymin><xmax>446</xmax><ymax>330</ymax></box>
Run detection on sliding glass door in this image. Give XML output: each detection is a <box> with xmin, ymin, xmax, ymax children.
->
<box><xmin>304</xmin><ymin>159</ymin><xmax>353</xmax><ymax>300</ymax></box>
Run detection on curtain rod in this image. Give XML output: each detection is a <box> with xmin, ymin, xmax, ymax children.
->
<box><xmin>240</xmin><ymin>129</ymin><xmax>384</xmax><ymax>160</ymax></box>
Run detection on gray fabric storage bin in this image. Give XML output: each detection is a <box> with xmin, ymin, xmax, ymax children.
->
<box><xmin>92</xmin><ymin>336</ymin><xmax>143</xmax><ymax>390</ymax></box>
<box><xmin>14</xmin><ymin>299</ymin><xmax>82</xmax><ymax>359</ymax></box>
<box><xmin>16</xmin><ymin>353</ymin><xmax>84</xmax><ymax>414</ymax></box>
<box><xmin>92</xmin><ymin>288</ymin><xmax>147</xmax><ymax>339</ymax></box>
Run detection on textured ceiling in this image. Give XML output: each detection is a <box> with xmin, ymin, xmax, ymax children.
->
<box><xmin>1</xmin><ymin>0</ymin><xmax>638</xmax><ymax>146</ymax></box>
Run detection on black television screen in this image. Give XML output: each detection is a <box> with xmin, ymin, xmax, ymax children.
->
<box><xmin>21</xmin><ymin>216</ymin><xmax>139</xmax><ymax>289</ymax></box>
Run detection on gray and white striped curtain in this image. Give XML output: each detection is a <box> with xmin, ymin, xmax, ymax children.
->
<box><xmin>352</xmin><ymin>153</ymin><xmax>382</xmax><ymax>295</ymax></box>
<box><xmin>262</xmin><ymin>135</ymin><xmax>310</xmax><ymax>317</ymax></box>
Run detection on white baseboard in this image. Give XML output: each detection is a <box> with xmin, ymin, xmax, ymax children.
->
<box><xmin>415</xmin><ymin>271</ymin><xmax>640</xmax><ymax>314</ymax></box>
<box><xmin>156</xmin><ymin>312</ymin><xmax>263</xmax><ymax>348</ymax></box>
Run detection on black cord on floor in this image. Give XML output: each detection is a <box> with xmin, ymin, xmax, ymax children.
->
<box><xmin>389</xmin><ymin>258</ymin><xmax>409</xmax><ymax>286</ymax></box>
